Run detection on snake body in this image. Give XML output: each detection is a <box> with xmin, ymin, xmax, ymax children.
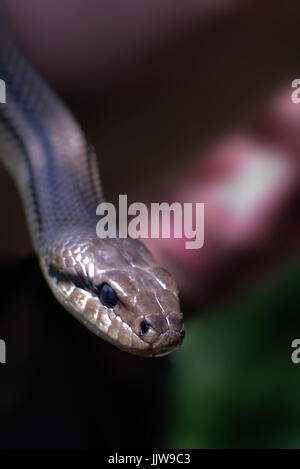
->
<box><xmin>0</xmin><ymin>18</ymin><xmax>184</xmax><ymax>357</ymax></box>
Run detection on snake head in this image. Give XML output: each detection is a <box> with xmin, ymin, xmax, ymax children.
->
<box><xmin>43</xmin><ymin>231</ymin><xmax>185</xmax><ymax>357</ymax></box>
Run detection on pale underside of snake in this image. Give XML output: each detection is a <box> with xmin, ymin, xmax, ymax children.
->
<box><xmin>0</xmin><ymin>18</ymin><xmax>184</xmax><ymax>357</ymax></box>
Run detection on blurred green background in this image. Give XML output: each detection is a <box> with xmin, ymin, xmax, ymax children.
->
<box><xmin>168</xmin><ymin>261</ymin><xmax>300</xmax><ymax>449</ymax></box>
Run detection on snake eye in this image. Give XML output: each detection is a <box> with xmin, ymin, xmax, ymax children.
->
<box><xmin>99</xmin><ymin>283</ymin><xmax>118</xmax><ymax>308</ymax></box>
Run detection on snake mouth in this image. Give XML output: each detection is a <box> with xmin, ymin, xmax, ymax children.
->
<box><xmin>149</xmin><ymin>329</ymin><xmax>185</xmax><ymax>357</ymax></box>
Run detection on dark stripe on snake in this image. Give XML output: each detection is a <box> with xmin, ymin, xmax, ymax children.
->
<box><xmin>0</xmin><ymin>110</ymin><xmax>43</xmax><ymax>230</ymax></box>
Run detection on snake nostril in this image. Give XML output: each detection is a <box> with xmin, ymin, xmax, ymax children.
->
<box><xmin>140</xmin><ymin>319</ymin><xmax>151</xmax><ymax>335</ymax></box>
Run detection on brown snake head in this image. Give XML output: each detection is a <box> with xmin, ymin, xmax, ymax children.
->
<box><xmin>0</xmin><ymin>20</ymin><xmax>184</xmax><ymax>358</ymax></box>
<box><xmin>41</xmin><ymin>230</ymin><xmax>185</xmax><ymax>357</ymax></box>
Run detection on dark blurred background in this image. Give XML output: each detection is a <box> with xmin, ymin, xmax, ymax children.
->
<box><xmin>0</xmin><ymin>0</ymin><xmax>299</xmax><ymax>448</ymax></box>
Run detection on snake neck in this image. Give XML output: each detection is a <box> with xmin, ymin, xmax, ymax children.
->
<box><xmin>0</xmin><ymin>25</ymin><xmax>103</xmax><ymax>255</ymax></box>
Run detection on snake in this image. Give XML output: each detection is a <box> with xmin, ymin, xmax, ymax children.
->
<box><xmin>0</xmin><ymin>15</ymin><xmax>184</xmax><ymax>357</ymax></box>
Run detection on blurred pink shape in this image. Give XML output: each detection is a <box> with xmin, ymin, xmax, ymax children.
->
<box><xmin>144</xmin><ymin>89</ymin><xmax>299</xmax><ymax>282</ymax></box>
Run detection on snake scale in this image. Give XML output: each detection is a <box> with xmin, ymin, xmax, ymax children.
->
<box><xmin>0</xmin><ymin>15</ymin><xmax>184</xmax><ymax>357</ymax></box>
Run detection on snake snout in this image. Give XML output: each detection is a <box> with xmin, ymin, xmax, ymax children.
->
<box><xmin>138</xmin><ymin>311</ymin><xmax>185</xmax><ymax>357</ymax></box>
<box><xmin>166</xmin><ymin>311</ymin><xmax>184</xmax><ymax>333</ymax></box>
<box><xmin>142</xmin><ymin>314</ymin><xmax>168</xmax><ymax>335</ymax></box>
